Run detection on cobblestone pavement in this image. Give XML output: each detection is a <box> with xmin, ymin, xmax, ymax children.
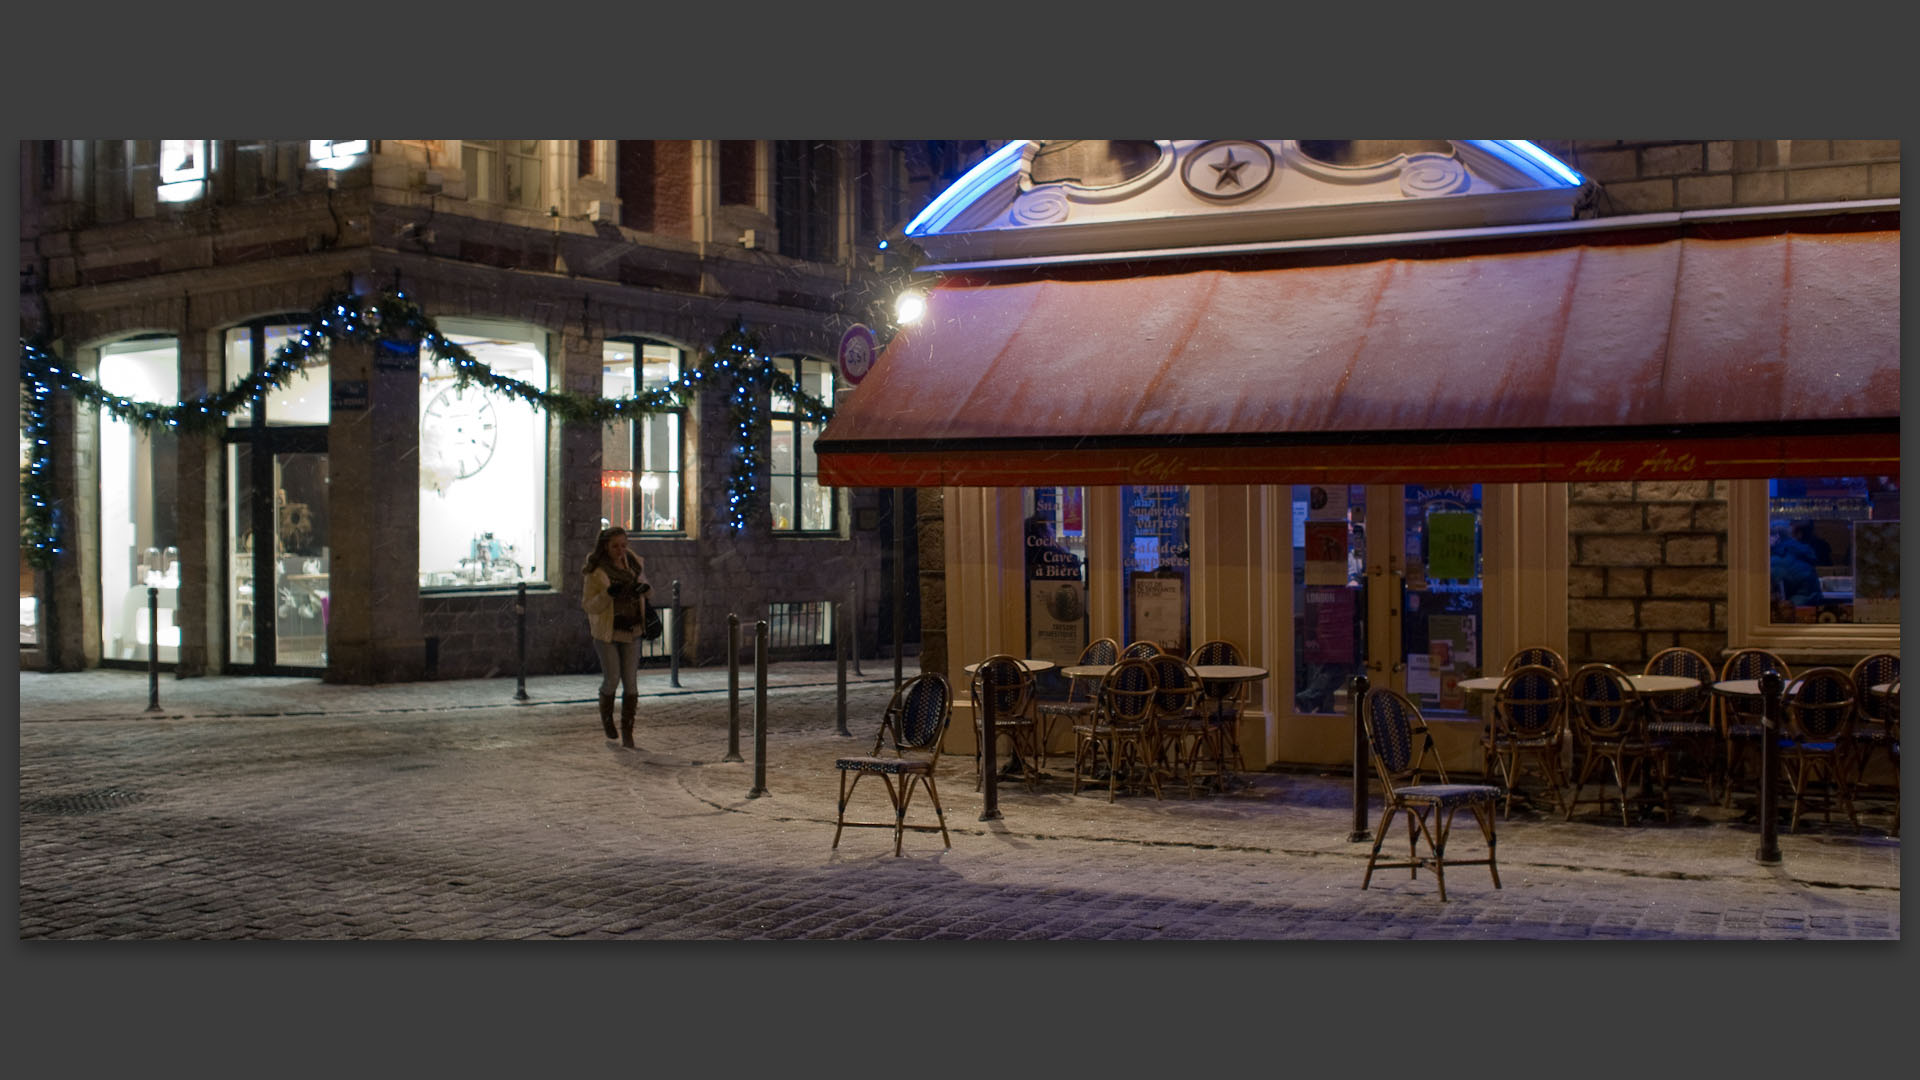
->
<box><xmin>16</xmin><ymin>666</ymin><xmax>1902</xmax><ymax>940</ymax></box>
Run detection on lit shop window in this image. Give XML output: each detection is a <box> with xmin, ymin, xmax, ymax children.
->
<box><xmin>1765</xmin><ymin>476</ymin><xmax>1900</xmax><ymax>625</ymax></box>
<box><xmin>224</xmin><ymin>322</ymin><xmax>328</xmax><ymax>426</ymax></box>
<box><xmin>1121</xmin><ymin>484</ymin><xmax>1190</xmax><ymax>655</ymax></box>
<box><xmin>462</xmin><ymin>140</ymin><xmax>545</xmax><ymax>211</ymax></box>
<box><xmin>601</xmin><ymin>340</ymin><xmax>685</xmax><ymax>533</ymax></box>
<box><xmin>97</xmin><ymin>337</ymin><xmax>181</xmax><ymax>662</ymax></box>
<box><xmin>308</xmin><ymin>140</ymin><xmax>368</xmax><ymax>170</ymax></box>
<box><xmin>770</xmin><ymin>356</ymin><xmax>836</xmax><ymax>533</ymax></box>
<box><xmin>1024</xmin><ymin>486</ymin><xmax>1089</xmax><ymax>667</ymax></box>
<box><xmin>157</xmin><ymin>140</ymin><xmax>207</xmax><ymax>203</ymax></box>
<box><xmin>419</xmin><ymin>321</ymin><xmax>548</xmax><ymax>588</ymax></box>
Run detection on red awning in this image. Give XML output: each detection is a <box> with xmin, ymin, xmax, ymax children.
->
<box><xmin>817</xmin><ymin>223</ymin><xmax>1900</xmax><ymax>487</ymax></box>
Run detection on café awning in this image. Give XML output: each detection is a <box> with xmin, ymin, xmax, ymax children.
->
<box><xmin>816</xmin><ymin>220</ymin><xmax>1900</xmax><ymax>488</ymax></box>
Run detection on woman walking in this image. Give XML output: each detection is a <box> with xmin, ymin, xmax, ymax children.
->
<box><xmin>583</xmin><ymin>526</ymin><xmax>651</xmax><ymax>746</ymax></box>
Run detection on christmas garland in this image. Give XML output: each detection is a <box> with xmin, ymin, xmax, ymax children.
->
<box><xmin>17</xmin><ymin>289</ymin><xmax>835</xmax><ymax>567</ymax></box>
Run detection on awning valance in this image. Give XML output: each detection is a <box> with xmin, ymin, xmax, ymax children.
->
<box><xmin>816</xmin><ymin>224</ymin><xmax>1899</xmax><ymax>488</ymax></box>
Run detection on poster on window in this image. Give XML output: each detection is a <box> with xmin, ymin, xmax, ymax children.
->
<box><xmin>1304</xmin><ymin>586</ymin><xmax>1355</xmax><ymax>665</ymax></box>
<box><xmin>1304</xmin><ymin>521</ymin><xmax>1349</xmax><ymax>586</ymax></box>
<box><xmin>1028</xmin><ymin>581</ymin><xmax>1088</xmax><ymax>666</ymax></box>
<box><xmin>1853</xmin><ymin>521</ymin><xmax>1900</xmax><ymax>623</ymax></box>
<box><xmin>1427</xmin><ymin>511</ymin><xmax>1475</xmax><ymax>580</ymax></box>
<box><xmin>1131</xmin><ymin>574</ymin><xmax>1185</xmax><ymax>653</ymax></box>
<box><xmin>1307</xmin><ymin>484</ymin><xmax>1349</xmax><ymax>521</ymax></box>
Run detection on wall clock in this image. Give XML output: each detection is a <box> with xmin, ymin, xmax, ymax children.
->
<box><xmin>422</xmin><ymin>385</ymin><xmax>498</xmax><ymax>480</ymax></box>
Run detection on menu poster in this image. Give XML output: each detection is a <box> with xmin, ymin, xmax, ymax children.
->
<box><xmin>1439</xmin><ymin>670</ymin><xmax>1465</xmax><ymax>710</ymax></box>
<box><xmin>1427</xmin><ymin>614</ymin><xmax>1468</xmax><ymax>669</ymax></box>
<box><xmin>1854</xmin><ymin>521</ymin><xmax>1900</xmax><ymax>624</ymax></box>
<box><xmin>1304</xmin><ymin>586</ymin><xmax>1355</xmax><ymax>664</ymax></box>
<box><xmin>1406</xmin><ymin>654</ymin><xmax>1440</xmax><ymax>696</ymax></box>
<box><xmin>1304</xmin><ymin>521</ymin><xmax>1349</xmax><ymax>586</ymax></box>
<box><xmin>1427</xmin><ymin>511</ymin><xmax>1475</xmax><ymax>580</ymax></box>
<box><xmin>1029</xmin><ymin>580</ymin><xmax>1088</xmax><ymax>666</ymax></box>
<box><xmin>1307</xmin><ymin>484</ymin><xmax>1349</xmax><ymax>521</ymax></box>
<box><xmin>1132</xmin><ymin>574</ymin><xmax>1186</xmax><ymax>655</ymax></box>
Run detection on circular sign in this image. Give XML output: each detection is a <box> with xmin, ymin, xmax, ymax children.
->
<box><xmin>838</xmin><ymin>323</ymin><xmax>877</xmax><ymax>385</ymax></box>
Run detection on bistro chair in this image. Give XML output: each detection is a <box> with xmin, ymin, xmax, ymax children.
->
<box><xmin>1147</xmin><ymin>654</ymin><xmax>1207</xmax><ymax>795</ymax></box>
<box><xmin>1848</xmin><ymin>652</ymin><xmax>1900</xmax><ymax>801</ymax></box>
<box><xmin>1781</xmin><ymin>667</ymin><xmax>1860</xmax><ymax>833</ymax></box>
<box><xmin>1885</xmin><ymin>681</ymin><xmax>1900</xmax><ymax>837</ymax></box>
<box><xmin>1484</xmin><ymin>664</ymin><xmax>1569</xmax><ymax>819</ymax></box>
<box><xmin>1034</xmin><ymin>637</ymin><xmax>1119</xmax><ymax>772</ymax></box>
<box><xmin>1719</xmin><ymin>647</ymin><xmax>1790</xmax><ymax>807</ymax></box>
<box><xmin>1189</xmin><ymin>639</ymin><xmax>1252</xmax><ymax>778</ymax></box>
<box><xmin>1504</xmin><ymin>645</ymin><xmax>1570</xmax><ymax>680</ymax></box>
<box><xmin>970</xmin><ymin>655</ymin><xmax>1041</xmax><ymax>793</ymax></box>
<box><xmin>832</xmin><ymin>673</ymin><xmax>954</xmax><ymax>857</ymax></box>
<box><xmin>1120</xmin><ymin>640</ymin><xmax>1164</xmax><ymax>661</ymax></box>
<box><xmin>1565</xmin><ymin>663</ymin><xmax>1671</xmax><ymax>826</ymax></box>
<box><xmin>1072</xmin><ymin>656</ymin><xmax>1162</xmax><ymax>802</ymax></box>
<box><xmin>1642</xmin><ymin>646</ymin><xmax>1719</xmax><ymax>801</ymax></box>
<box><xmin>1359</xmin><ymin>687</ymin><xmax>1502</xmax><ymax>902</ymax></box>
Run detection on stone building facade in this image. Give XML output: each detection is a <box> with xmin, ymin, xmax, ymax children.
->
<box><xmin>19</xmin><ymin>139</ymin><xmax>990</xmax><ymax>682</ymax></box>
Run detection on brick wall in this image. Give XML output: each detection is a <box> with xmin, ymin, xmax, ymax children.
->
<box><xmin>1535</xmin><ymin>139</ymin><xmax>1899</xmax><ymax>213</ymax></box>
<box><xmin>1566</xmin><ymin>480</ymin><xmax>1729</xmax><ymax>668</ymax></box>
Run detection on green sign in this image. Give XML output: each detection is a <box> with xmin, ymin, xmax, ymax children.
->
<box><xmin>1427</xmin><ymin>511</ymin><xmax>1475</xmax><ymax>580</ymax></box>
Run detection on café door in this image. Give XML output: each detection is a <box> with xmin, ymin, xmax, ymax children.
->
<box><xmin>1292</xmin><ymin>484</ymin><xmax>1485</xmax><ymax>720</ymax></box>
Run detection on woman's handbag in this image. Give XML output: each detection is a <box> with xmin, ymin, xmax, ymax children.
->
<box><xmin>640</xmin><ymin>600</ymin><xmax>664</xmax><ymax>641</ymax></box>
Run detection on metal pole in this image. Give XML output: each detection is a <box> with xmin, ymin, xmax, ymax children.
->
<box><xmin>669</xmin><ymin>579</ymin><xmax>682</xmax><ymax>688</ymax></box>
<box><xmin>893</xmin><ymin>487</ymin><xmax>905</xmax><ymax>693</ymax></box>
<box><xmin>835</xmin><ymin>600</ymin><xmax>850</xmax><ymax>736</ymax></box>
<box><xmin>513</xmin><ymin>582</ymin><xmax>530</xmax><ymax>702</ymax></box>
<box><xmin>1349</xmin><ymin>673</ymin><xmax>1370</xmax><ymax>841</ymax></box>
<box><xmin>724</xmin><ymin>613</ymin><xmax>743</xmax><ymax>762</ymax></box>
<box><xmin>749</xmin><ymin>619</ymin><xmax>769</xmax><ymax>797</ymax></box>
<box><xmin>145</xmin><ymin>587</ymin><xmax>161</xmax><ymax>713</ymax></box>
<box><xmin>979</xmin><ymin>673</ymin><xmax>1001</xmax><ymax>820</ymax></box>
<box><xmin>1756</xmin><ymin>669</ymin><xmax>1784</xmax><ymax>865</ymax></box>
<box><xmin>851</xmin><ymin>578</ymin><xmax>864</xmax><ymax>677</ymax></box>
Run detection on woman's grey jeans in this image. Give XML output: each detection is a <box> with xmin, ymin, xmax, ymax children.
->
<box><xmin>593</xmin><ymin>638</ymin><xmax>640</xmax><ymax>697</ymax></box>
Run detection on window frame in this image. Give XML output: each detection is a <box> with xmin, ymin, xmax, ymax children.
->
<box><xmin>768</xmin><ymin>355</ymin><xmax>837</xmax><ymax>536</ymax></box>
<box><xmin>462</xmin><ymin>139</ymin><xmax>547</xmax><ymax>211</ymax></box>
<box><xmin>1725</xmin><ymin>477</ymin><xmax>1900</xmax><ymax>656</ymax></box>
<box><xmin>601</xmin><ymin>337</ymin><xmax>689</xmax><ymax>536</ymax></box>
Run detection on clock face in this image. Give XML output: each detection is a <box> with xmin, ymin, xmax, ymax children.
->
<box><xmin>422</xmin><ymin>385</ymin><xmax>499</xmax><ymax>480</ymax></box>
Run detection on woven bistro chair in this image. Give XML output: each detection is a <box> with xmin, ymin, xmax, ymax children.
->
<box><xmin>1886</xmin><ymin>681</ymin><xmax>1900</xmax><ymax>837</ymax></box>
<box><xmin>1121</xmin><ymin>640</ymin><xmax>1164</xmax><ymax>660</ymax></box>
<box><xmin>1034</xmin><ymin>637</ymin><xmax>1119</xmax><ymax>773</ymax></box>
<box><xmin>1485</xmin><ymin>664</ymin><xmax>1569</xmax><ymax>819</ymax></box>
<box><xmin>1565</xmin><ymin>663</ymin><xmax>1671</xmax><ymax>826</ymax></box>
<box><xmin>832</xmin><ymin>673</ymin><xmax>954</xmax><ymax>857</ymax></box>
<box><xmin>1848</xmin><ymin>652</ymin><xmax>1900</xmax><ymax>797</ymax></box>
<box><xmin>1504</xmin><ymin>645</ymin><xmax>1571</xmax><ymax>680</ymax></box>
<box><xmin>1072</xmin><ymin>656</ymin><xmax>1161</xmax><ymax>802</ymax></box>
<box><xmin>1147</xmin><ymin>654</ymin><xmax>1208</xmax><ymax>796</ymax></box>
<box><xmin>1719</xmin><ymin>648</ymin><xmax>1790</xmax><ymax>807</ymax></box>
<box><xmin>1188</xmin><ymin>639</ymin><xmax>1251</xmax><ymax>777</ymax></box>
<box><xmin>1359</xmin><ymin>687</ymin><xmax>1502</xmax><ymax>902</ymax></box>
<box><xmin>1782</xmin><ymin>667</ymin><xmax>1860</xmax><ymax>833</ymax></box>
<box><xmin>970</xmin><ymin>655</ymin><xmax>1041</xmax><ymax>793</ymax></box>
<box><xmin>1643</xmin><ymin>646</ymin><xmax>1719</xmax><ymax>801</ymax></box>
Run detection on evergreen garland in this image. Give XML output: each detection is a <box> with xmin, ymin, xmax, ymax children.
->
<box><xmin>17</xmin><ymin>289</ymin><xmax>836</xmax><ymax>568</ymax></box>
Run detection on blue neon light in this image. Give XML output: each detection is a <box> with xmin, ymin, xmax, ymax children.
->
<box><xmin>904</xmin><ymin>140</ymin><xmax>1032</xmax><ymax>237</ymax></box>
<box><xmin>1466</xmin><ymin>140</ymin><xmax>1584</xmax><ymax>188</ymax></box>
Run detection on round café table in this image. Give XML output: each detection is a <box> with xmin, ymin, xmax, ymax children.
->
<box><xmin>1191</xmin><ymin>665</ymin><xmax>1268</xmax><ymax>791</ymax></box>
<box><xmin>962</xmin><ymin>659</ymin><xmax>1058</xmax><ymax>780</ymax></box>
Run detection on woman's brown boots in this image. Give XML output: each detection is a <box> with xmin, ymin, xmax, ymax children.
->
<box><xmin>599</xmin><ymin>694</ymin><xmax>618</xmax><ymax>740</ymax></box>
<box><xmin>620</xmin><ymin>695</ymin><xmax>638</xmax><ymax>747</ymax></box>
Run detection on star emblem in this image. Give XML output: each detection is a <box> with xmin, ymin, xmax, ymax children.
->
<box><xmin>1210</xmin><ymin>150</ymin><xmax>1250</xmax><ymax>190</ymax></box>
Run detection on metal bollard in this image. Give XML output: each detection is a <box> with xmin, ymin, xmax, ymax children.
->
<box><xmin>980</xmin><ymin>673</ymin><xmax>1000</xmax><ymax>820</ymax></box>
<box><xmin>851</xmin><ymin>579</ymin><xmax>864</xmax><ymax>677</ymax></box>
<box><xmin>724</xmin><ymin>613</ymin><xmax>743</xmax><ymax>762</ymax></box>
<box><xmin>513</xmin><ymin>582</ymin><xmax>530</xmax><ymax>702</ymax></box>
<box><xmin>835</xmin><ymin>601</ymin><xmax>850</xmax><ymax>736</ymax></box>
<box><xmin>1756</xmin><ymin>669</ymin><xmax>1784</xmax><ymax>865</ymax></box>
<box><xmin>1349</xmin><ymin>673</ymin><xmax>1370</xmax><ymax>842</ymax></box>
<box><xmin>668</xmin><ymin>580</ymin><xmax>682</xmax><ymax>688</ymax></box>
<box><xmin>749</xmin><ymin>619</ymin><xmax>769</xmax><ymax>797</ymax></box>
<box><xmin>146</xmin><ymin>587</ymin><xmax>161</xmax><ymax>713</ymax></box>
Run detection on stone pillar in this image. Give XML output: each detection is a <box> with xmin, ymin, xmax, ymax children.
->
<box><xmin>325</xmin><ymin>335</ymin><xmax>426</xmax><ymax>683</ymax></box>
<box><xmin>916</xmin><ymin>486</ymin><xmax>946</xmax><ymax>676</ymax></box>
<box><xmin>553</xmin><ymin>322</ymin><xmax>604</xmax><ymax>634</ymax></box>
<box><xmin>174</xmin><ymin>316</ymin><xmax>220</xmax><ymax>676</ymax></box>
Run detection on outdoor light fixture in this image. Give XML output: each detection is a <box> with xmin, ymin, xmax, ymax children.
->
<box><xmin>894</xmin><ymin>290</ymin><xmax>928</xmax><ymax>325</ymax></box>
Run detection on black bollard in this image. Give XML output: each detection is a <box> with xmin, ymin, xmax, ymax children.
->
<box><xmin>668</xmin><ymin>580</ymin><xmax>682</xmax><ymax>688</ymax></box>
<box><xmin>835</xmin><ymin>601</ymin><xmax>850</xmax><ymax>736</ymax></box>
<box><xmin>980</xmin><ymin>671</ymin><xmax>1001</xmax><ymax>821</ymax></box>
<box><xmin>145</xmin><ymin>587</ymin><xmax>161</xmax><ymax>713</ymax></box>
<box><xmin>851</xmin><ymin>579</ymin><xmax>864</xmax><ymax>677</ymax></box>
<box><xmin>749</xmin><ymin>619</ymin><xmax>769</xmax><ymax>797</ymax></box>
<box><xmin>513</xmin><ymin>582</ymin><xmax>530</xmax><ymax>702</ymax></box>
<box><xmin>1349</xmin><ymin>673</ymin><xmax>1370</xmax><ymax>841</ymax></box>
<box><xmin>724</xmin><ymin>613</ymin><xmax>743</xmax><ymax>762</ymax></box>
<box><xmin>1756</xmin><ymin>669</ymin><xmax>1784</xmax><ymax>865</ymax></box>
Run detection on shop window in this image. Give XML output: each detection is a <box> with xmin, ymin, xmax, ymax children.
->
<box><xmin>769</xmin><ymin>357</ymin><xmax>836</xmax><ymax>534</ymax></box>
<box><xmin>419</xmin><ymin>320</ymin><xmax>548</xmax><ymax>588</ymax></box>
<box><xmin>601</xmin><ymin>340</ymin><xmax>686</xmax><ymax>533</ymax></box>
<box><xmin>1024</xmin><ymin>487</ymin><xmax>1089</xmax><ymax>667</ymax></box>
<box><xmin>462</xmin><ymin>140</ymin><xmax>546</xmax><ymax>211</ymax></box>
<box><xmin>1292</xmin><ymin>484</ymin><xmax>1366</xmax><ymax>715</ymax></box>
<box><xmin>1728</xmin><ymin>477</ymin><xmax>1900</xmax><ymax>654</ymax></box>
<box><xmin>224</xmin><ymin>322</ymin><xmax>328</xmax><ymax>427</ymax></box>
<box><xmin>96</xmin><ymin>337</ymin><xmax>180</xmax><ymax>663</ymax></box>
<box><xmin>1120</xmin><ymin>485</ymin><xmax>1190</xmax><ymax>655</ymax></box>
